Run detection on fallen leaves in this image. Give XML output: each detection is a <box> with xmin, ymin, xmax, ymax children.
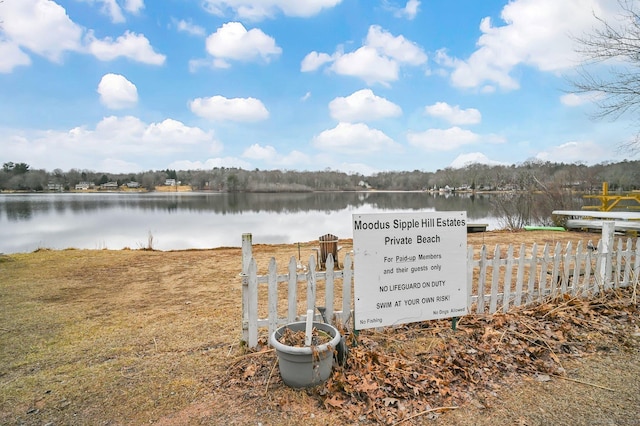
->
<box><xmin>222</xmin><ymin>286</ymin><xmax>639</xmax><ymax>424</ymax></box>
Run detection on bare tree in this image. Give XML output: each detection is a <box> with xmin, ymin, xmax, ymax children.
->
<box><xmin>570</xmin><ymin>0</ymin><xmax>640</xmax><ymax>154</ymax></box>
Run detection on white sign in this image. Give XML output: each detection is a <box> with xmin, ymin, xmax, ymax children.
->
<box><xmin>352</xmin><ymin>211</ymin><xmax>468</xmax><ymax>330</ymax></box>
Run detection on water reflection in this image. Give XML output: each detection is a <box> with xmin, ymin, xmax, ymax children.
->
<box><xmin>1</xmin><ymin>192</ymin><xmax>496</xmax><ymax>219</ymax></box>
<box><xmin>0</xmin><ymin>192</ymin><xmax>501</xmax><ymax>254</ymax></box>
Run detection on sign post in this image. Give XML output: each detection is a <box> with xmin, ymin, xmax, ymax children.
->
<box><xmin>352</xmin><ymin>211</ymin><xmax>468</xmax><ymax>330</ymax></box>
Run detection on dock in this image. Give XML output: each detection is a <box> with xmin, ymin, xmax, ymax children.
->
<box><xmin>552</xmin><ymin>210</ymin><xmax>640</xmax><ymax>234</ymax></box>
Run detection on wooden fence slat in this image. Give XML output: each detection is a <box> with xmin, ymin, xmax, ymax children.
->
<box><xmin>342</xmin><ymin>253</ymin><xmax>353</xmax><ymax>326</ymax></box>
<box><xmin>540</xmin><ymin>244</ymin><xmax>551</xmax><ymax>297</ymax></box>
<box><xmin>325</xmin><ymin>254</ymin><xmax>335</xmax><ymax>325</ymax></box>
<box><xmin>561</xmin><ymin>241</ymin><xmax>573</xmax><ymax>295</ymax></box>
<box><xmin>241</xmin><ymin>234</ymin><xmax>252</xmax><ymax>344</ymax></box>
<box><xmin>467</xmin><ymin>246</ymin><xmax>474</xmax><ymax>311</ymax></box>
<box><xmin>526</xmin><ymin>243</ymin><xmax>538</xmax><ymax>304</ymax></box>
<box><xmin>489</xmin><ymin>245</ymin><xmax>501</xmax><ymax>314</ymax></box>
<box><xmin>602</xmin><ymin>223</ymin><xmax>615</xmax><ymax>290</ymax></box>
<box><xmin>307</xmin><ymin>255</ymin><xmax>317</xmax><ymax>314</ymax></box>
<box><xmin>287</xmin><ymin>257</ymin><xmax>298</xmax><ymax>323</ymax></box>
<box><xmin>477</xmin><ymin>245</ymin><xmax>488</xmax><ymax>312</ymax></box>
<box><xmin>594</xmin><ymin>240</ymin><xmax>604</xmax><ymax>293</ymax></box>
<box><xmin>514</xmin><ymin>243</ymin><xmax>526</xmax><ymax>307</ymax></box>
<box><xmin>630</xmin><ymin>238</ymin><xmax>640</xmax><ymax>285</ymax></box>
<box><xmin>502</xmin><ymin>245</ymin><xmax>514</xmax><ymax>313</ymax></box>
<box><xmin>621</xmin><ymin>239</ymin><xmax>631</xmax><ymax>287</ymax></box>
<box><xmin>552</xmin><ymin>242</ymin><xmax>562</xmax><ymax>296</ymax></box>
<box><xmin>572</xmin><ymin>241</ymin><xmax>584</xmax><ymax>296</ymax></box>
<box><xmin>581</xmin><ymin>245</ymin><xmax>594</xmax><ymax>297</ymax></box>
<box><xmin>268</xmin><ymin>258</ymin><xmax>278</xmax><ymax>337</ymax></box>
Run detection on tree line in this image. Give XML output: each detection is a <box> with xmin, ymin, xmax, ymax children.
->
<box><xmin>1</xmin><ymin>159</ymin><xmax>639</xmax><ymax>193</ymax></box>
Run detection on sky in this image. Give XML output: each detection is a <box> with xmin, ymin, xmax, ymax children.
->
<box><xmin>0</xmin><ymin>0</ymin><xmax>635</xmax><ymax>175</ymax></box>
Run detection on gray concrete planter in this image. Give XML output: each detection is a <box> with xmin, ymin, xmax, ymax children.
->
<box><xmin>270</xmin><ymin>321</ymin><xmax>341</xmax><ymax>388</ymax></box>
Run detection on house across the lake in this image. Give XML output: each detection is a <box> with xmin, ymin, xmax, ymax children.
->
<box><xmin>75</xmin><ymin>182</ymin><xmax>95</xmax><ymax>190</ymax></box>
<box><xmin>100</xmin><ymin>181</ymin><xmax>119</xmax><ymax>190</ymax></box>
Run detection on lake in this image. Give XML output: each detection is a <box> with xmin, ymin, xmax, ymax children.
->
<box><xmin>0</xmin><ymin>191</ymin><xmax>502</xmax><ymax>254</ymax></box>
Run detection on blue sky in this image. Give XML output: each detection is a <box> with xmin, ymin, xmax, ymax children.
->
<box><xmin>0</xmin><ymin>0</ymin><xmax>634</xmax><ymax>175</ymax></box>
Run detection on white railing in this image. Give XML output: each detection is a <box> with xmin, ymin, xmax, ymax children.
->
<box><xmin>241</xmin><ymin>231</ymin><xmax>640</xmax><ymax>349</ymax></box>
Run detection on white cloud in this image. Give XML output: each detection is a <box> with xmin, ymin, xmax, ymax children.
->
<box><xmin>407</xmin><ymin>127</ymin><xmax>480</xmax><ymax>151</ymax></box>
<box><xmin>95</xmin><ymin>117</ymin><xmax>217</xmax><ymax>151</ymax></box>
<box><xmin>312</xmin><ymin>122</ymin><xmax>399</xmax><ymax>154</ymax></box>
<box><xmin>205</xmin><ymin>22</ymin><xmax>282</xmax><ymax>68</ymax></box>
<box><xmin>400</xmin><ymin>0</ymin><xmax>420</xmax><ymax>20</ymax></box>
<box><xmin>424</xmin><ymin>102</ymin><xmax>481</xmax><ymax>125</ymax></box>
<box><xmin>97</xmin><ymin>73</ymin><xmax>138</xmax><ymax>109</ymax></box>
<box><xmin>301</xmin><ymin>92</ymin><xmax>311</xmax><ymax>101</ymax></box>
<box><xmin>98</xmin><ymin>0</ymin><xmax>125</xmax><ymax>23</ymax></box>
<box><xmin>242</xmin><ymin>143</ymin><xmax>277</xmax><ymax>160</ymax></box>
<box><xmin>87</xmin><ymin>31</ymin><xmax>166</xmax><ymax>65</ymax></box>
<box><xmin>190</xmin><ymin>95</ymin><xmax>269</xmax><ymax>122</ymax></box>
<box><xmin>300</xmin><ymin>51</ymin><xmax>333</xmax><ymax>72</ymax></box>
<box><xmin>176</xmin><ymin>19</ymin><xmax>206</xmax><ymax>37</ymax></box>
<box><xmin>336</xmin><ymin>162</ymin><xmax>380</xmax><ymax>175</ymax></box>
<box><xmin>277</xmin><ymin>150</ymin><xmax>311</xmax><ymax>166</ymax></box>
<box><xmin>560</xmin><ymin>92</ymin><xmax>604</xmax><ymax>107</ymax></box>
<box><xmin>0</xmin><ymin>41</ymin><xmax>32</xmax><ymax>73</ymax></box>
<box><xmin>302</xmin><ymin>25</ymin><xmax>426</xmax><ymax>86</ymax></box>
<box><xmin>0</xmin><ymin>1</ymin><xmax>164</xmax><ymax>69</ymax></box>
<box><xmin>100</xmin><ymin>157</ymin><xmax>141</xmax><ymax>173</ymax></box>
<box><xmin>77</xmin><ymin>0</ymin><xmax>144</xmax><ymax>23</ymax></box>
<box><xmin>329</xmin><ymin>89</ymin><xmax>402</xmax><ymax>122</ymax></box>
<box><xmin>2</xmin><ymin>116</ymin><xmax>221</xmax><ymax>172</ymax></box>
<box><xmin>560</xmin><ymin>93</ymin><xmax>586</xmax><ymax>107</ymax></box>
<box><xmin>365</xmin><ymin>25</ymin><xmax>426</xmax><ymax>66</ymax></box>
<box><xmin>332</xmin><ymin>46</ymin><xmax>399</xmax><ymax>86</ymax></box>
<box><xmin>385</xmin><ymin>0</ymin><xmax>420</xmax><ymax>20</ymax></box>
<box><xmin>0</xmin><ymin>0</ymin><xmax>83</xmax><ymax>62</ymax></box>
<box><xmin>443</xmin><ymin>0</ymin><xmax>619</xmax><ymax>91</ymax></box>
<box><xmin>535</xmin><ymin>141</ymin><xmax>610</xmax><ymax>164</ymax></box>
<box><xmin>124</xmin><ymin>0</ymin><xmax>145</xmax><ymax>14</ymax></box>
<box><xmin>242</xmin><ymin>144</ymin><xmax>310</xmax><ymax>167</ymax></box>
<box><xmin>449</xmin><ymin>152</ymin><xmax>506</xmax><ymax>168</ymax></box>
<box><xmin>201</xmin><ymin>0</ymin><xmax>342</xmax><ymax>21</ymax></box>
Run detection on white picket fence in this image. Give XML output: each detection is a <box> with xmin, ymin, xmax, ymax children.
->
<box><xmin>241</xmin><ymin>230</ymin><xmax>640</xmax><ymax>349</ymax></box>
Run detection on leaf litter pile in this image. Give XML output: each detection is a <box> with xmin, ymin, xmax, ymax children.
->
<box><xmin>277</xmin><ymin>327</ymin><xmax>333</xmax><ymax>347</ymax></box>
<box><xmin>225</xmin><ymin>286</ymin><xmax>639</xmax><ymax>424</ymax></box>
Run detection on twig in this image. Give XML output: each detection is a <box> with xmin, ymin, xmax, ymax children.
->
<box><xmin>393</xmin><ymin>406</ymin><xmax>458</xmax><ymax>425</ymax></box>
<box><xmin>153</xmin><ymin>337</ymin><xmax>158</xmax><ymax>352</ymax></box>
<box><xmin>552</xmin><ymin>373</ymin><xmax>615</xmax><ymax>391</ymax></box>
<box><xmin>520</xmin><ymin>368</ymin><xmax>614</xmax><ymax>391</ymax></box>
<box><xmin>233</xmin><ymin>348</ymin><xmax>275</xmax><ymax>360</ymax></box>
<box><xmin>264</xmin><ymin>358</ymin><xmax>278</xmax><ymax>395</ymax></box>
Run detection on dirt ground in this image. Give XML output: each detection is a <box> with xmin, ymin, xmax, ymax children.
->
<box><xmin>0</xmin><ymin>229</ymin><xmax>638</xmax><ymax>425</ymax></box>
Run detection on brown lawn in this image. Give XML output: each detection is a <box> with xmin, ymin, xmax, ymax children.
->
<box><xmin>0</xmin><ymin>229</ymin><xmax>638</xmax><ymax>425</ymax></box>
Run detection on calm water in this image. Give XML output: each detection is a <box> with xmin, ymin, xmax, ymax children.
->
<box><xmin>0</xmin><ymin>192</ymin><xmax>502</xmax><ymax>254</ymax></box>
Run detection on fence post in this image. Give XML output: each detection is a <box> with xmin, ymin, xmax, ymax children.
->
<box><xmin>241</xmin><ymin>233</ymin><xmax>252</xmax><ymax>344</ymax></box>
<box><xmin>247</xmin><ymin>258</ymin><xmax>258</xmax><ymax>348</ymax></box>
<box><xmin>242</xmin><ymin>233</ymin><xmax>252</xmax><ymax>275</ymax></box>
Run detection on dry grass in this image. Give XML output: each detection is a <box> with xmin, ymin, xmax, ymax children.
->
<box><xmin>1</xmin><ymin>229</ymin><xmax>635</xmax><ymax>425</ymax></box>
